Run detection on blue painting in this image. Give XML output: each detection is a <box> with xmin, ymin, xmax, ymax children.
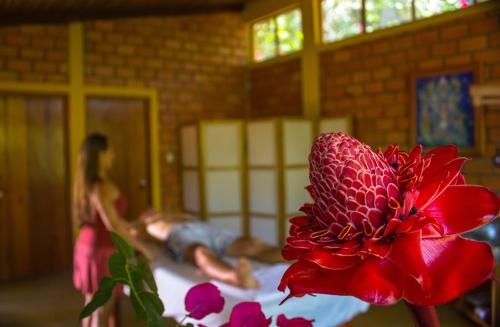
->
<box><xmin>415</xmin><ymin>71</ymin><xmax>474</xmax><ymax>148</ymax></box>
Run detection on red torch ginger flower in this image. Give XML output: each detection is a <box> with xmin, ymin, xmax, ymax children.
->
<box><xmin>279</xmin><ymin>133</ymin><xmax>499</xmax><ymax>305</ymax></box>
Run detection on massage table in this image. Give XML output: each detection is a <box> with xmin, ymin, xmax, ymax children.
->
<box><xmin>146</xmin><ymin>248</ymin><xmax>370</xmax><ymax>327</ymax></box>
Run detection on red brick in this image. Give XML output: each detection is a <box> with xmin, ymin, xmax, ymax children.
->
<box><xmin>20</xmin><ymin>25</ymin><xmax>46</xmax><ymax>35</ymax></box>
<box><xmin>34</xmin><ymin>62</ymin><xmax>56</xmax><ymax>73</ymax></box>
<box><xmin>364</xmin><ymin>56</ymin><xmax>383</xmax><ymax>69</ymax></box>
<box><xmin>419</xmin><ymin>58</ymin><xmax>443</xmax><ymax>70</ymax></box>
<box><xmin>469</xmin><ymin>15</ymin><xmax>499</xmax><ymax>35</ymax></box>
<box><xmin>95</xmin><ymin>43</ymin><xmax>114</xmax><ymax>53</ymax></box>
<box><xmin>366</xmin><ymin>81</ymin><xmax>384</xmax><ymax>93</ymax></box>
<box><xmin>353</xmin><ymin>71</ymin><xmax>371</xmax><ymax>82</ymax></box>
<box><xmin>441</xmin><ymin>24</ymin><xmax>468</xmax><ymax>40</ymax></box>
<box><xmin>116</xmin><ymin>45</ymin><xmax>135</xmax><ymax>55</ymax></box>
<box><xmin>373</xmin><ymin>67</ymin><xmax>392</xmax><ymax>80</ymax></box>
<box><xmin>473</xmin><ymin>49</ymin><xmax>500</xmax><ymax>63</ymax></box>
<box><xmin>21</xmin><ymin>48</ymin><xmax>44</xmax><ymax>59</ymax></box>
<box><xmin>21</xmin><ymin>72</ymin><xmax>44</xmax><ymax>82</ymax></box>
<box><xmin>0</xmin><ymin>46</ymin><xmax>17</xmax><ymax>57</ymax></box>
<box><xmin>445</xmin><ymin>53</ymin><xmax>471</xmax><ymax>67</ymax></box>
<box><xmin>492</xmin><ymin>65</ymin><xmax>500</xmax><ymax>79</ymax></box>
<box><xmin>377</xmin><ymin>118</ymin><xmax>395</xmax><ymax>130</ymax></box>
<box><xmin>46</xmin><ymin>50</ymin><xmax>66</xmax><ymax>61</ymax></box>
<box><xmin>5</xmin><ymin>34</ymin><xmax>29</xmax><ymax>46</ymax></box>
<box><xmin>432</xmin><ymin>42</ymin><xmax>456</xmax><ymax>56</ymax></box>
<box><xmin>32</xmin><ymin>38</ymin><xmax>54</xmax><ymax>48</ymax></box>
<box><xmin>373</xmin><ymin>41</ymin><xmax>391</xmax><ymax>55</ymax></box>
<box><xmin>459</xmin><ymin>35</ymin><xmax>488</xmax><ymax>52</ymax></box>
<box><xmin>386</xmin><ymin>79</ymin><xmax>406</xmax><ymax>91</ymax></box>
<box><xmin>392</xmin><ymin>35</ymin><xmax>413</xmax><ymax>50</ymax></box>
<box><xmin>407</xmin><ymin>47</ymin><xmax>429</xmax><ymax>61</ymax></box>
<box><xmin>415</xmin><ymin>30</ymin><xmax>439</xmax><ymax>45</ymax></box>
<box><xmin>7</xmin><ymin>59</ymin><xmax>31</xmax><ymax>72</ymax></box>
<box><xmin>386</xmin><ymin>131</ymin><xmax>408</xmax><ymax>144</ymax></box>
<box><xmin>386</xmin><ymin>52</ymin><xmax>406</xmax><ymax>65</ymax></box>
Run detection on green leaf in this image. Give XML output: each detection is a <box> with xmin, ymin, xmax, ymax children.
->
<box><xmin>130</xmin><ymin>292</ymin><xmax>147</xmax><ymax>321</ymax></box>
<box><xmin>130</xmin><ymin>267</ymin><xmax>145</xmax><ymax>293</ymax></box>
<box><xmin>137</xmin><ymin>255</ymin><xmax>158</xmax><ymax>294</ymax></box>
<box><xmin>110</xmin><ymin>232</ymin><xmax>134</xmax><ymax>258</ymax></box>
<box><xmin>79</xmin><ymin>277</ymin><xmax>116</xmax><ymax>320</ymax></box>
<box><xmin>108</xmin><ymin>252</ymin><xmax>128</xmax><ymax>283</ymax></box>
<box><xmin>139</xmin><ymin>291</ymin><xmax>167</xmax><ymax>327</ymax></box>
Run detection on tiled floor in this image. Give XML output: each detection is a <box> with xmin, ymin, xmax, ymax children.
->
<box><xmin>0</xmin><ymin>272</ymin><xmax>475</xmax><ymax>327</ymax></box>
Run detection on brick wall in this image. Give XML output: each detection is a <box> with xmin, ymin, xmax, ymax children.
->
<box><xmin>320</xmin><ymin>9</ymin><xmax>500</xmax><ymax>192</ymax></box>
<box><xmin>0</xmin><ymin>13</ymin><xmax>247</xmax><ymax>211</ymax></box>
<box><xmin>0</xmin><ymin>24</ymin><xmax>68</xmax><ymax>83</ymax></box>
<box><xmin>84</xmin><ymin>14</ymin><xmax>247</xmax><ymax>210</ymax></box>
<box><xmin>249</xmin><ymin>58</ymin><xmax>302</xmax><ymax>117</ymax></box>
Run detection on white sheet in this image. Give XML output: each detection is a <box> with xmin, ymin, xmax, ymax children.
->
<box><xmin>149</xmin><ymin>251</ymin><xmax>369</xmax><ymax>327</ymax></box>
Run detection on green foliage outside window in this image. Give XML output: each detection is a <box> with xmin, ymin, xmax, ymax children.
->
<box><xmin>365</xmin><ymin>0</ymin><xmax>412</xmax><ymax>32</ymax></box>
<box><xmin>253</xmin><ymin>19</ymin><xmax>277</xmax><ymax>62</ymax></box>
<box><xmin>321</xmin><ymin>0</ymin><xmax>482</xmax><ymax>44</ymax></box>
<box><xmin>322</xmin><ymin>0</ymin><xmax>362</xmax><ymax>42</ymax></box>
<box><xmin>253</xmin><ymin>8</ymin><xmax>303</xmax><ymax>62</ymax></box>
<box><xmin>277</xmin><ymin>9</ymin><xmax>303</xmax><ymax>56</ymax></box>
<box><xmin>415</xmin><ymin>0</ymin><xmax>473</xmax><ymax>19</ymax></box>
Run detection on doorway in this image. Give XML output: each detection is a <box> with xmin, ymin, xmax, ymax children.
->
<box><xmin>86</xmin><ymin>97</ymin><xmax>151</xmax><ymax>221</ymax></box>
<box><xmin>0</xmin><ymin>94</ymin><xmax>72</xmax><ymax>281</ymax></box>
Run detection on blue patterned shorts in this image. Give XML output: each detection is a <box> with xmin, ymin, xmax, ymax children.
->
<box><xmin>164</xmin><ymin>222</ymin><xmax>239</xmax><ymax>262</ymax></box>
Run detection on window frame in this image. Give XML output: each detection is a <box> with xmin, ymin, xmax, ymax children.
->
<box><xmin>250</xmin><ymin>5</ymin><xmax>304</xmax><ymax>63</ymax></box>
<box><xmin>319</xmin><ymin>0</ymin><xmax>481</xmax><ymax>45</ymax></box>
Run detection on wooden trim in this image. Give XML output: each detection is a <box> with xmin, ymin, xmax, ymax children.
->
<box><xmin>248</xmin><ymin>51</ymin><xmax>302</xmax><ymax>69</ymax></box>
<box><xmin>276</xmin><ymin>119</ymin><xmax>286</xmax><ymax>246</ymax></box>
<box><xmin>471</xmin><ymin>85</ymin><xmax>500</xmax><ymax>106</ymax></box>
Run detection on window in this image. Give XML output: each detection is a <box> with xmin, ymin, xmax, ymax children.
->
<box><xmin>321</xmin><ymin>0</ymin><xmax>482</xmax><ymax>44</ymax></box>
<box><xmin>252</xmin><ymin>8</ymin><xmax>303</xmax><ymax>62</ymax></box>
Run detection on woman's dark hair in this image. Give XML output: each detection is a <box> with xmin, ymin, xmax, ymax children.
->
<box><xmin>73</xmin><ymin>133</ymin><xmax>109</xmax><ymax>226</ymax></box>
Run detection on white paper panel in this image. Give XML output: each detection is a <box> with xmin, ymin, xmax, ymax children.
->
<box><xmin>319</xmin><ymin>117</ymin><xmax>351</xmax><ymax>135</ymax></box>
<box><xmin>249</xmin><ymin>169</ymin><xmax>277</xmax><ymax>214</ymax></box>
<box><xmin>283</xmin><ymin>120</ymin><xmax>312</xmax><ymax>165</ymax></box>
<box><xmin>285</xmin><ymin>168</ymin><xmax>311</xmax><ymax>214</ymax></box>
<box><xmin>182</xmin><ymin>170</ymin><xmax>200</xmax><ymax>212</ymax></box>
<box><xmin>205</xmin><ymin>170</ymin><xmax>241</xmax><ymax>213</ymax></box>
<box><xmin>250</xmin><ymin>217</ymin><xmax>278</xmax><ymax>246</ymax></box>
<box><xmin>208</xmin><ymin>216</ymin><xmax>242</xmax><ymax>235</ymax></box>
<box><xmin>181</xmin><ymin>125</ymin><xmax>198</xmax><ymax>167</ymax></box>
<box><xmin>247</xmin><ymin>121</ymin><xmax>276</xmax><ymax>166</ymax></box>
<box><xmin>203</xmin><ymin>123</ymin><xmax>241</xmax><ymax>167</ymax></box>
<box><xmin>284</xmin><ymin>218</ymin><xmax>293</xmax><ymax>239</ymax></box>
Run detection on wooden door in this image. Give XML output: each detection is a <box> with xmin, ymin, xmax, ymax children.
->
<box><xmin>86</xmin><ymin>97</ymin><xmax>151</xmax><ymax>221</ymax></box>
<box><xmin>0</xmin><ymin>95</ymin><xmax>71</xmax><ymax>281</ymax></box>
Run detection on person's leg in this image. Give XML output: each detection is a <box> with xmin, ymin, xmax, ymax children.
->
<box><xmin>226</xmin><ymin>237</ymin><xmax>286</xmax><ymax>263</ymax></box>
<box><xmin>92</xmin><ymin>294</ymin><xmax>116</xmax><ymax>327</ymax></box>
<box><xmin>83</xmin><ymin>294</ymin><xmax>93</xmax><ymax>327</ymax></box>
<box><xmin>186</xmin><ymin>244</ymin><xmax>259</xmax><ymax>288</ymax></box>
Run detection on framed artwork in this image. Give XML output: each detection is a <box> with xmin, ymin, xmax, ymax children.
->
<box><xmin>411</xmin><ymin>65</ymin><xmax>484</xmax><ymax>156</ymax></box>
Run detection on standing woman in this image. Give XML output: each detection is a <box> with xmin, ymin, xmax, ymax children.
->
<box><xmin>73</xmin><ymin>133</ymin><xmax>154</xmax><ymax>327</ymax></box>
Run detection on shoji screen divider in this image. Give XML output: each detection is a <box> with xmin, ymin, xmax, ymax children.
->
<box><xmin>246</xmin><ymin>118</ymin><xmax>314</xmax><ymax>246</ymax></box>
<box><xmin>180</xmin><ymin>120</ymin><xmax>247</xmax><ymax>236</ymax></box>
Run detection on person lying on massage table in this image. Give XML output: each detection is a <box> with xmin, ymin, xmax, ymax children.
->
<box><xmin>130</xmin><ymin>211</ymin><xmax>286</xmax><ymax>289</ymax></box>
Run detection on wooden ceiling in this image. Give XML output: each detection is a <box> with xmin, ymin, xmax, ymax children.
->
<box><xmin>0</xmin><ymin>0</ymin><xmax>255</xmax><ymax>25</ymax></box>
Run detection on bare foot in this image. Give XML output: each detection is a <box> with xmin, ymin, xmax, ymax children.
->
<box><xmin>236</xmin><ymin>258</ymin><xmax>260</xmax><ymax>289</ymax></box>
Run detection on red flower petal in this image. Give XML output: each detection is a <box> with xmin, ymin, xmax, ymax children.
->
<box><xmin>283</xmin><ymin>257</ymin><xmax>405</xmax><ymax>305</ymax></box>
<box><xmin>403</xmin><ymin>236</ymin><xmax>495</xmax><ymax>305</ymax></box>
<box><xmin>277</xmin><ymin>314</ymin><xmax>314</xmax><ymax>327</ymax></box>
<box><xmin>422</xmin><ymin>185</ymin><xmax>500</xmax><ymax>236</ymax></box>
<box><xmin>386</xmin><ymin>233</ymin><xmax>431</xmax><ymax>292</ymax></box>
<box><xmin>422</xmin><ymin>145</ymin><xmax>458</xmax><ymax>177</ymax></box>
<box><xmin>302</xmin><ymin>250</ymin><xmax>361</xmax><ymax>270</ymax></box>
<box><xmin>184</xmin><ymin>282</ymin><xmax>224</xmax><ymax>320</ymax></box>
<box><xmin>224</xmin><ymin>302</ymin><xmax>271</xmax><ymax>327</ymax></box>
<box><xmin>416</xmin><ymin>157</ymin><xmax>468</xmax><ymax>209</ymax></box>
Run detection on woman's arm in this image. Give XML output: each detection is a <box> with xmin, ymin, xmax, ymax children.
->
<box><xmin>90</xmin><ymin>183</ymin><xmax>155</xmax><ymax>261</ymax></box>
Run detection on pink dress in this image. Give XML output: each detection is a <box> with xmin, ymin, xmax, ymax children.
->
<box><xmin>73</xmin><ymin>196</ymin><xmax>127</xmax><ymax>294</ymax></box>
